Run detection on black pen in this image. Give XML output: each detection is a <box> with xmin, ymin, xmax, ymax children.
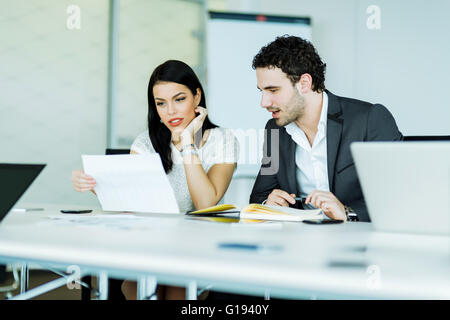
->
<box><xmin>295</xmin><ymin>197</ymin><xmax>319</xmax><ymax>209</ymax></box>
<box><xmin>294</xmin><ymin>197</ymin><xmax>308</xmax><ymax>202</ymax></box>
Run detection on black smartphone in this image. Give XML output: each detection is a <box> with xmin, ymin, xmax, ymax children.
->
<box><xmin>303</xmin><ymin>219</ymin><xmax>344</xmax><ymax>225</ymax></box>
<box><xmin>60</xmin><ymin>210</ymin><xmax>93</xmax><ymax>214</ymax></box>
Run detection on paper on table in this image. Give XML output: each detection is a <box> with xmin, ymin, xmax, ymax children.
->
<box><xmin>82</xmin><ymin>154</ymin><xmax>180</xmax><ymax>213</ymax></box>
<box><xmin>41</xmin><ymin>214</ymin><xmax>179</xmax><ymax>231</ymax></box>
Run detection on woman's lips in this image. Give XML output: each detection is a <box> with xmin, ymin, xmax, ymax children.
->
<box><xmin>168</xmin><ymin>118</ymin><xmax>184</xmax><ymax>127</ymax></box>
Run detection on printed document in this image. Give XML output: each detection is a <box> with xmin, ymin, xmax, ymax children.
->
<box><xmin>82</xmin><ymin>154</ymin><xmax>179</xmax><ymax>213</ymax></box>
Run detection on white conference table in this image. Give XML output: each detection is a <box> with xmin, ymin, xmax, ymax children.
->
<box><xmin>0</xmin><ymin>204</ymin><xmax>449</xmax><ymax>300</ymax></box>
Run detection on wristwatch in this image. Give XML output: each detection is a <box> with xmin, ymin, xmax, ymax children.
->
<box><xmin>344</xmin><ymin>205</ymin><xmax>359</xmax><ymax>222</ymax></box>
<box><xmin>180</xmin><ymin>144</ymin><xmax>198</xmax><ymax>157</ymax></box>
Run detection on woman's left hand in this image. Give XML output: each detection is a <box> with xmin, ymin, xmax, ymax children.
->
<box><xmin>178</xmin><ymin>107</ymin><xmax>207</xmax><ymax>145</ymax></box>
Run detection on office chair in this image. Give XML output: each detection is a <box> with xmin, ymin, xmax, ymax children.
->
<box><xmin>105</xmin><ymin>148</ymin><xmax>132</xmax><ymax>155</ymax></box>
<box><xmin>403</xmin><ymin>135</ymin><xmax>450</xmax><ymax>141</ymax></box>
<box><xmin>0</xmin><ymin>265</ymin><xmax>20</xmax><ymax>299</ymax></box>
<box><xmin>81</xmin><ymin>148</ymin><xmax>130</xmax><ymax>301</ymax></box>
<box><xmin>0</xmin><ymin>265</ymin><xmax>5</xmax><ymax>283</ymax></box>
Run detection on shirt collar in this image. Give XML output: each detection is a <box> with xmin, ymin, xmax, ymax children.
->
<box><xmin>318</xmin><ymin>91</ymin><xmax>328</xmax><ymax>127</ymax></box>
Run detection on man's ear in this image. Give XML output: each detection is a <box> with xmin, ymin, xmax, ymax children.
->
<box><xmin>296</xmin><ymin>73</ymin><xmax>313</xmax><ymax>94</ymax></box>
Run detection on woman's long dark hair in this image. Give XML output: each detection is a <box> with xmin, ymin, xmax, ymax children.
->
<box><xmin>147</xmin><ymin>60</ymin><xmax>217</xmax><ymax>173</ymax></box>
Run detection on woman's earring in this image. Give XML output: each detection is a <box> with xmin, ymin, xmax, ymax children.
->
<box><xmin>160</xmin><ymin>119</ymin><xmax>163</xmax><ymax>123</ymax></box>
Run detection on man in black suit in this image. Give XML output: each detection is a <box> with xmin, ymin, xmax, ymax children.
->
<box><xmin>249</xmin><ymin>36</ymin><xmax>402</xmax><ymax>222</ymax></box>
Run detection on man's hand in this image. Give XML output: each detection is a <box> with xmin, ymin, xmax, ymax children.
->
<box><xmin>265</xmin><ymin>189</ymin><xmax>296</xmax><ymax>206</ymax></box>
<box><xmin>305</xmin><ymin>190</ymin><xmax>346</xmax><ymax>221</ymax></box>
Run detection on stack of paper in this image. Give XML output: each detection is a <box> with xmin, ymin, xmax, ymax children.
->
<box><xmin>82</xmin><ymin>154</ymin><xmax>179</xmax><ymax>213</ymax></box>
<box><xmin>187</xmin><ymin>203</ymin><xmax>323</xmax><ymax>222</ymax></box>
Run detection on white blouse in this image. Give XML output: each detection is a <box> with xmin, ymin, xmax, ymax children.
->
<box><xmin>130</xmin><ymin>127</ymin><xmax>239</xmax><ymax>213</ymax></box>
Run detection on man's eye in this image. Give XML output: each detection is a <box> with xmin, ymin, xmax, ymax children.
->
<box><xmin>270</xmin><ymin>89</ymin><xmax>278</xmax><ymax>93</ymax></box>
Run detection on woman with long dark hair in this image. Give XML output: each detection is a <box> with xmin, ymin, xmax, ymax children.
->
<box><xmin>129</xmin><ymin>60</ymin><xmax>238</xmax><ymax>212</ymax></box>
<box><xmin>72</xmin><ymin>60</ymin><xmax>239</xmax><ymax>299</ymax></box>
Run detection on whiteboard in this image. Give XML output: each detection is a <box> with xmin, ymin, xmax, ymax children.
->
<box><xmin>206</xmin><ymin>12</ymin><xmax>312</xmax><ymax>130</ymax></box>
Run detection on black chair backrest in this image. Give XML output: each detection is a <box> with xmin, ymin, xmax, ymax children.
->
<box><xmin>404</xmin><ymin>136</ymin><xmax>450</xmax><ymax>141</ymax></box>
<box><xmin>0</xmin><ymin>265</ymin><xmax>5</xmax><ymax>283</ymax></box>
<box><xmin>105</xmin><ymin>148</ymin><xmax>131</xmax><ymax>155</ymax></box>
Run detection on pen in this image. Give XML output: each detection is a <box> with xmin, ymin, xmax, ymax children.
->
<box><xmin>218</xmin><ymin>242</ymin><xmax>282</xmax><ymax>252</ymax></box>
<box><xmin>13</xmin><ymin>208</ymin><xmax>44</xmax><ymax>212</ymax></box>
<box><xmin>295</xmin><ymin>197</ymin><xmax>320</xmax><ymax>209</ymax></box>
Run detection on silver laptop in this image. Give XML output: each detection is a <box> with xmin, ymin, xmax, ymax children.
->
<box><xmin>351</xmin><ymin>142</ymin><xmax>450</xmax><ymax>236</ymax></box>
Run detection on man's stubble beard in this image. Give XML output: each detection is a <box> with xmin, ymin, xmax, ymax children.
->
<box><xmin>275</xmin><ymin>87</ymin><xmax>306</xmax><ymax>127</ymax></box>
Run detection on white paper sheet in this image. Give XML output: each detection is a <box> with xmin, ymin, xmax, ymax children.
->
<box><xmin>41</xmin><ymin>214</ymin><xmax>180</xmax><ymax>231</ymax></box>
<box><xmin>82</xmin><ymin>154</ymin><xmax>180</xmax><ymax>213</ymax></box>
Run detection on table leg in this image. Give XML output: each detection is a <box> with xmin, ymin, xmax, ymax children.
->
<box><xmin>137</xmin><ymin>276</ymin><xmax>157</xmax><ymax>300</ymax></box>
<box><xmin>11</xmin><ymin>276</ymin><xmax>68</xmax><ymax>300</ymax></box>
<box><xmin>186</xmin><ymin>280</ymin><xmax>197</xmax><ymax>300</ymax></box>
<box><xmin>20</xmin><ymin>264</ymin><xmax>29</xmax><ymax>294</ymax></box>
<box><xmin>97</xmin><ymin>271</ymin><xmax>108</xmax><ymax>300</ymax></box>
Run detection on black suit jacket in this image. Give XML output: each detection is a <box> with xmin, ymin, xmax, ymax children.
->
<box><xmin>249</xmin><ymin>90</ymin><xmax>403</xmax><ymax>222</ymax></box>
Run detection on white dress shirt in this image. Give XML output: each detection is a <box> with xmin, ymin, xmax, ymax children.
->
<box><xmin>285</xmin><ymin>91</ymin><xmax>330</xmax><ymax>200</ymax></box>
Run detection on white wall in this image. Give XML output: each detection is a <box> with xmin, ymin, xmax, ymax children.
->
<box><xmin>0</xmin><ymin>0</ymin><xmax>108</xmax><ymax>206</ymax></box>
<box><xmin>214</xmin><ymin>0</ymin><xmax>450</xmax><ymax>135</ymax></box>
<box><xmin>354</xmin><ymin>0</ymin><xmax>450</xmax><ymax>135</ymax></box>
<box><xmin>115</xmin><ymin>0</ymin><xmax>204</xmax><ymax>148</ymax></box>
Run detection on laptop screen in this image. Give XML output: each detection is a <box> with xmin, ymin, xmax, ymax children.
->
<box><xmin>0</xmin><ymin>164</ymin><xmax>45</xmax><ymax>222</ymax></box>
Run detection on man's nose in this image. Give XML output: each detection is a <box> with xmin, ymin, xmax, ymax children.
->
<box><xmin>260</xmin><ymin>93</ymin><xmax>272</xmax><ymax>109</ymax></box>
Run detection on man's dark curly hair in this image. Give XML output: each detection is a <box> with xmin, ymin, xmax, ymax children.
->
<box><xmin>252</xmin><ymin>35</ymin><xmax>326</xmax><ymax>92</ymax></box>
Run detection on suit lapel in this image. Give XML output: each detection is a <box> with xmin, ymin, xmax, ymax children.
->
<box><xmin>325</xmin><ymin>90</ymin><xmax>344</xmax><ymax>191</ymax></box>
<box><xmin>282</xmin><ymin>129</ymin><xmax>299</xmax><ymax>195</ymax></box>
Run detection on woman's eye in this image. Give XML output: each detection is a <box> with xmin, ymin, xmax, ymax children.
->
<box><xmin>156</xmin><ymin>102</ymin><xmax>165</xmax><ymax>107</ymax></box>
<box><xmin>176</xmin><ymin>97</ymin><xmax>185</xmax><ymax>102</ymax></box>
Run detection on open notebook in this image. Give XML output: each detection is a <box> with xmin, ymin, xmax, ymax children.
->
<box><xmin>186</xmin><ymin>204</ymin><xmax>323</xmax><ymax>222</ymax></box>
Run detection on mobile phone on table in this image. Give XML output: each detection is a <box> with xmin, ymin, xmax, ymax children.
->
<box><xmin>60</xmin><ymin>210</ymin><xmax>93</xmax><ymax>214</ymax></box>
<box><xmin>303</xmin><ymin>219</ymin><xmax>343</xmax><ymax>224</ymax></box>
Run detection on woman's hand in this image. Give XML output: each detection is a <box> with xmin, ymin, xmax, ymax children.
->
<box><xmin>71</xmin><ymin>170</ymin><xmax>96</xmax><ymax>192</ymax></box>
<box><xmin>172</xmin><ymin>107</ymin><xmax>207</xmax><ymax>146</ymax></box>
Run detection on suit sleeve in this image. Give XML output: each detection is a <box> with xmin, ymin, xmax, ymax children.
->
<box><xmin>347</xmin><ymin>198</ymin><xmax>370</xmax><ymax>222</ymax></box>
<box><xmin>249</xmin><ymin>121</ymin><xmax>280</xmax><ymax>204</ymax></box>
<box><xmin>367</xmin><ymin>104</ymin><xmax>403</xmax><ymax>141</ymax></box>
